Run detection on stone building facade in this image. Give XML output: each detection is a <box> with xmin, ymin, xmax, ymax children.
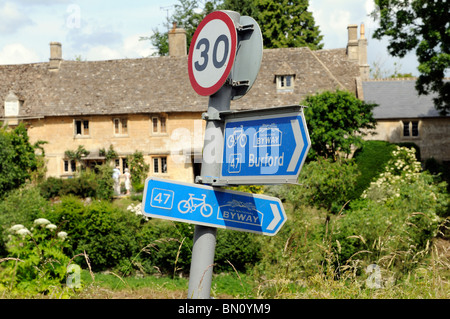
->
<box><xmin>0</xmin><ymin>23</ymin><xmax>368</xmax><ymax>183</ymax></box>
<box><xmin>363</xmin><ymin>79</ymin><xmax>450</xmax><ymax>163</ymax></box>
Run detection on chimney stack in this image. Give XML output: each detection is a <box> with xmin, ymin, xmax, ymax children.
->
<box><xmin>346</xmin><ymin>24</ymin><xmax>359</xmax><ymax>61</ymax></box>
<box><xmin>49</xmin><ymin>42</ymin><xmax>62</xmax><ymax>71</ymax></box>
<box><xmin>358</xmin><ymin>23</ymin><xmax>369</xmax><ymax>80</ymax></box>
<box><xmin>168</xmin><ymin>22</ymin><xmax>187</xmax><ymax>57</ymax></box>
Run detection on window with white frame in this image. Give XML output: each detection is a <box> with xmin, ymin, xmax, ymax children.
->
<box><xmin>63</xmin><ymin>159</ymin><xmax>77</xmax><ymax>173</ymax></box>
<box><xmin>74</xmin><ymin>119</ymin><xmax>90</xmax><ymax>136</ymax></box>
<box><xmin>153</xmin><ymin>156</ymin><xmax>167</xmax><ymax>174</ymax></box>
<box><xmin>151</xmin><ymin>116</ymin><xmax>167</xmax><ymax>134</ymax></box>
<box><xmin>402</xmin><ymin>120</ymin><xmax>419</xmax><ymax>138</ymax></box>
<box><xmin>113</xmin><ymin>118</ymin><xmax>128</xmax><ymax>135</ymax></box>
<box><xmin>276</xmin><ymin>75</ymin><xmax>294</xmax><ymax>91</ymax></box>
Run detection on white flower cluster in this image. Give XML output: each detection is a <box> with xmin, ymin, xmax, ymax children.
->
<box><xmin>362</xmin><ymin>146</ymin><xmax>422</xmax><ymax>202</ymax></box>
<box><xmin>34</xmin><ymin>218</ymin><xmax>59</xmax><ymax>231</ymax></box>
<box><xmin>9</xmin><ymin>224</ymin><xmax>31</xmax><ymax>237</ymax></box>
<box><xmin>9</xmin><ymin>218</ymin><xmax>68</xmax><ymax>240</ymax></box>
<box><xmin>127</xmin><ymin>203</ymin><xmax>148</xmax><ymax>220</ymax></box>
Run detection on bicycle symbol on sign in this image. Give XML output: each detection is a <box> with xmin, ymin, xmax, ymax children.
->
<box><xmin>226</xmin><ymin>126</ymin><xmax>247</xmax><ymax>148</ymax></box>
<box><xmin>178</xmin><ymin>193</ymin><xmax>213</xmax><ymax>217</ymax></box>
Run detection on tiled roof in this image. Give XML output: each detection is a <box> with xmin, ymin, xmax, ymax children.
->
<box><xmin>362</xmin><ymin>79</ymin><xmax>449</xmax><ymax>119</ymax></box>
<box><xmin>0</xmin><ymin>46</ymin><xmax>360</xmax><ymax>118</ymax></box>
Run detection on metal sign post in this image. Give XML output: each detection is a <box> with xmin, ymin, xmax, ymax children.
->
<box><xmin>186</xmin><ymin>10</ymin><xmax>241</xmax><ymax>299</ymax></box>
<box><xmin>187</xmin><ymin>85</ymin><xmax>233</xmax><ymax>299</ymax></box>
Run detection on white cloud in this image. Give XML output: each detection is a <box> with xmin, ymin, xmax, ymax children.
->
<box><xmin>0</xmin><ymin>43</ymin><xmax>40</xmax><ymax>64</ymax></box>
<box><xmin>0</xmin><ymin>2</ymin><xmax>34</xmax><ymax>34</ymax></box>
<box><xmin>85</xmin><ymin>45</ymin><xmax>121</xmax><ymax>61</ymax></box>
<box><xmin>123</xmin><ymin>34</ymin><xmax>156</xmax><ymax>58</ymax></box>
<box><xmin>13</xmin><ymin>0</ymin><xmax>71</xmax><ymax>5</ymax></box>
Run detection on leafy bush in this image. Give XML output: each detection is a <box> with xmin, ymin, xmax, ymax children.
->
<box><xmin>127</xmin><ymin>151</ymin><xmax>150</xmax><ymax>186</ymax></box>
<box><xmin>0</xmin><ymin>123</ymin><xmax>40</xmax><ymax>197</ymax></box>
<box><xmin>135</xmin><ymin>220</ymin><xmax>194</xmax><ymax>276</ymax></box>
<box><xmin>39</xmin><ymin>177</ymin><xmax>64</xmax><ymax>199</ymax></box>
<box><xmin>215</xmin><ymin>229</ymin><xmax>262</xmax><ymax>273</ymax></box>
<box><xmin>302</xmin><ymin>90</ymin><xmax>377</xmax><ymax>160</ymax></box>
<box><xmin>352</xmin><ymin>140</ymin><xmax>397</xmax><ymax>199</ymax></box>
<box><xmin>333</xmin><ymin>146</ymin><xmax>449</xmax><ymax>271</ymax></box>
<box><xmin>94</xmin><ymin>164</ymin><xmax>114</xmax><ymax>200</ymax></box>
<box><xmin>0</xmin><ymin>186</ymin><xmax>49</xmax><ymax>256</ymax></box>
<box><xmin>39</xmin><ymin>167</ymin><xmax>114</xmax><ymax>200</ymax></box>
<box><xmin>272</xmin><ymin>158</ymin><xmax>359</xmax><ymax>214</ymax></box>
<box><xmin>0</xmin><ymin>218</ymin><xmax>72</xmax><ymax>297</ymax></box>
<box><xmin>45</xmin><ymin>197</ymin><xmax>141</xmax><ymax>273</ymax></box>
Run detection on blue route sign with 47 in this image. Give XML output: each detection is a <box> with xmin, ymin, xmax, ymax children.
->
<box><xmin>142</xmin><ymin>177</ymin><xmax>286</xmax><ymax>236</ymax></box>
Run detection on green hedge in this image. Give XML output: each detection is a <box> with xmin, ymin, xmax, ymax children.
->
<box><xmin>351</xmin><ymin>140</ymin><xmax>397</xmax><ymax>199</ymax></box>
<box><xmin>39</xmin><ymin>166</ymin><xmax>113</xmax><ymax>200</ymax></box>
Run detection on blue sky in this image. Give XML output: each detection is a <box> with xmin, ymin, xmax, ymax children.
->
<box><xmin>0</xmin><ymin>0</ymin><xmax>420</xmax><ymax>77</ymax></box>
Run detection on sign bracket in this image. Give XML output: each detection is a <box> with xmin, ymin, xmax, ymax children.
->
<box><xmin>236</xmin><ymin>23</ymin><xmax>254</xmax><ymax>33</ymax></box>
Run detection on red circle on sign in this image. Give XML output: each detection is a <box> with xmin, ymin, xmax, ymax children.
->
<box><xmin>188</xmin><ymin>11</ymin><xmax>237</xmax><ymax>96</ymax></box>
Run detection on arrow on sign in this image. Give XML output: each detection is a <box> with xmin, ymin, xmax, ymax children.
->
<box><xmin>287</xmin><ymin>119</ymin><xmax>303</xmax><ymax>172</ymax></box>
<box><xmin>266</xmin><ymin>204</ymin><xmax>281</xmax><ymax>231</ymax></box>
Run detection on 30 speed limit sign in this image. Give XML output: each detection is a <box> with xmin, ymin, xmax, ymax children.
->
<box><xmin>188</xmin><ymin>11</ymin><xmax>237</xmax><ymax>96</ymax></box>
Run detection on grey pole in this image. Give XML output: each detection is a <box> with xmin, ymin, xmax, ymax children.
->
<box><xmin>187</xmin><ymin>9</ymin><xmax>240</xmax><ymax>300</ymax></box>
<box><xmin>187</xmin><ymin>85</ymin><xmax>232</xmax><ymax>299</ymax></box>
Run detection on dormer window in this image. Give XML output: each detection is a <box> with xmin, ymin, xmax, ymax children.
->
<box><xmin>277</xmin><ymin>75</ymin><xmax>294</xmax><ymax>90</ymax></box>
<box><xmin>4</xmin><ymin>91</ymin><xmax>21</xmax><ymax>117</ymax></box>
<box><xmin>274</xmin><ymin>62</ymin><xmax>295</xmax><ymax>93</ymax></box>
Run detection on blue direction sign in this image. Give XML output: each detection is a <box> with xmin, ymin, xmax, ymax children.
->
<box><xmin>218</xmin><ymin>106</ymin><xmax>311</xmax><ymax>185</ymax></box>
<box><xmin>142</xmin><ymin>177</ymin><xmax>286</xmax><ymax>236</ymax></box>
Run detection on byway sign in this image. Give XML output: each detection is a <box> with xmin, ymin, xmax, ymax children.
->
<box><xmin>218</xmin><ymin>105</ymin><xmax>311</xmax><ymax>185</ymax></box>
<box><xmin>142</xmin><ymin>177</ymin><xmax>286</xmax><ymax>236</ymax></box>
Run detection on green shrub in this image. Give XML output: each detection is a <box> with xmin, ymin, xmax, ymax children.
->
<box><xmin>39</xmin><ymin>177</ymin><xmax>64</xmax><ymax>199</ymax></box>
<box><xmin>302</xmin><ymin>90</ymin><xmax>377</xmax><ymax>160</ymax></box>
<box><xmin>214</xmin><ymin>229</ymin><xmax>262</xmax><ymax>273</ymax></box>
<box><xmin>333</xmin><ymin>146</ymin><xmax>448</xmax><ymax>272</ymax></box>
<box><xmin>44</xmin><ymin>197</ymin><xmax>141</xmax><ymax>273</ymax></box>
<box><xmin>39</xmin><ymin>167</ymin><xmax>114</xmax><ymax>200</ymax></box>
<box><xmin>275</xmin><ymin>158</ymin><xmax>359</xmax><ymax>214</ymax></box>
<box><xmin>0</xmin><ymin>123</ymin><xmax>39</xmax><ymax>197</ymax></box>
<box><xmin>94</xmin><ymin>164</ymin><xmax>114</xmax><ymax>200</ymax></box>
<box><xmin>0</xmin><ymin>186</ymin><xmax>49</xmax><ymax>256</ymax></box>
<box><xmin>352</xmin><ymin>140</ymin><xmax>397</xmax><ymax>199</ymax></box>
<box><xmin>60</xmin><ymin>171</ymin><xmax>97</xmax><ymax>198</ymax></box>
<box><xmin>76</xmin><ymin>201</ymin><xmax>141</xmax><ymax>273</ymax></box>
<box><xmin>0</xmin><ymin>218</ymin><xmax>72</xmax><ymax>297</ymax></box>
<box><xmin>135</xmin><ymin>221</ymin><xmax>194</xmax><ymax>276</ymax></box>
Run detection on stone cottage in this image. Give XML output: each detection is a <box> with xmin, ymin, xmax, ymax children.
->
<box><xmin>0</xmin><ymin>23</ymin><xmax>367</xmax><ymax>183</ymax></box>
<box><xmin>363</xmin><ymin>78</ymin><xmax>450</xmax><ymax>163</ymax></box>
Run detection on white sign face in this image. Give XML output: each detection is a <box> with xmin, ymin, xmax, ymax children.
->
<box><xmin>188</xmin><ymin>11</ymin><xmax>237</xmax><ymax>96</ymax></box>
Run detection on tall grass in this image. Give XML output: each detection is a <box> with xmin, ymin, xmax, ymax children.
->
<box><xmin>251</xmin><ymin>203</ymin><xmax>449</xmax><ymax>299</ymax></box>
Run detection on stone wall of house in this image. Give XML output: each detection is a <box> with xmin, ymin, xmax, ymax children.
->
<box><xmin>25</xmin><ymin>112</ymin><xmax>205</xmax><ymax>183</ymax></box>
<box><xmin>364</xmin><ymin>118</ymin><xmax>450</xmax><ymax>162</ymax></box>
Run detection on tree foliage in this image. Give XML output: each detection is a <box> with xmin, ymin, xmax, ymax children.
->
<box><xmin>253</xmin><ymin>0</ymin><xmax>323</xmax><ymax>49</ymax></box>
<box><xmin>371</xmin><ymin>0</ymin><xmax>450</xmax><ymax>115</ymax></box>
<box><xmin>145</xmin><ymin>0</ymin><xmax>323</xmax><ymax>55</ymax></box>
<box><xmin>301</xmin><ymin>90</ymin><xmax>377</xmax><ymax>160</ymax></box>
<box><xmin>144</xmin><ymin>0</ymin><xmax>219</xmax><ymax>56</ymax></box>
<box><xmin>0</xmin><ymin>123</ymin><xmax>39</xmax><ymax>197</ymax></box>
